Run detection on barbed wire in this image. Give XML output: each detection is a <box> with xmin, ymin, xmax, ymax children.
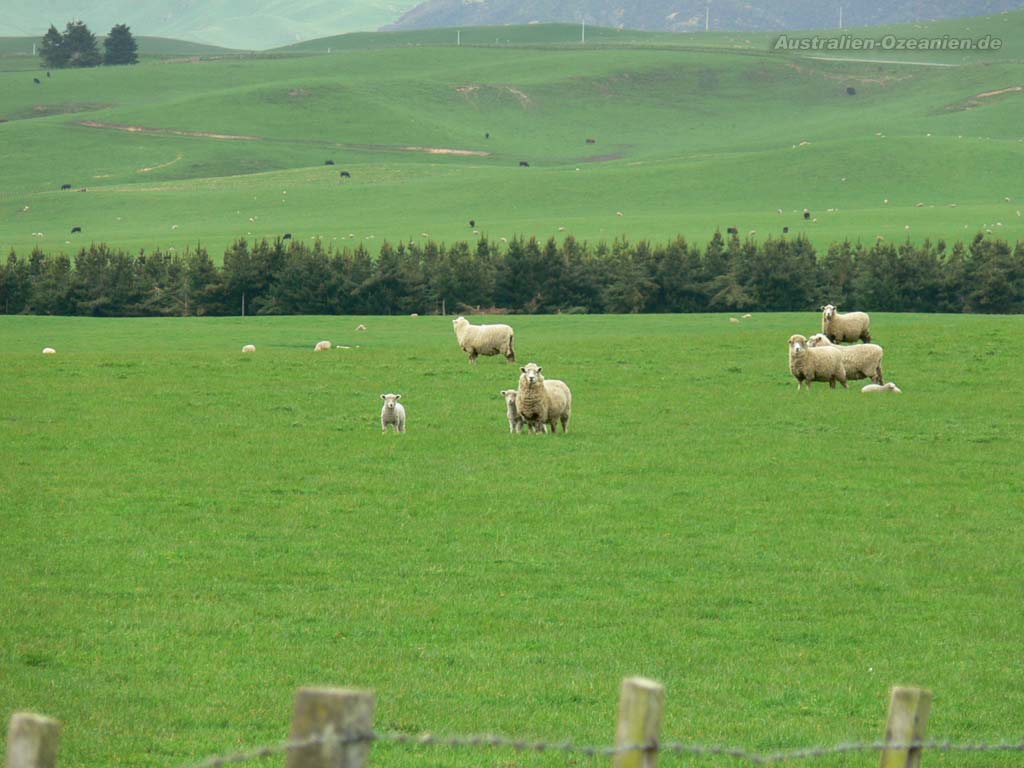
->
<box><xmin>179</xmin><ymin>729</ymin><xmax>1024</xmax><ymax>768</ymax></box>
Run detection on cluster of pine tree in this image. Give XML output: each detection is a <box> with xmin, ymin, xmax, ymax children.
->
<box><xmin>39</xmin><ymin>21</ymin><xmax>138</xmax><ymax>68</ymax></box>
<box><xmin>2</xmin><ymin>233</ymin><xmax>1022</xmax><ymax>317</ymax></box>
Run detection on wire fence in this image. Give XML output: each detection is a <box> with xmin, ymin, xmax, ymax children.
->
<box><xmin>182</xmin><ymin>730</ymin><xmax>1024</xmax><ymax>768</ymax></box>
<box><xmin>7</xmin><ymin>680</ymin><xmax>1024</xmax><ymax>768</ymax></box>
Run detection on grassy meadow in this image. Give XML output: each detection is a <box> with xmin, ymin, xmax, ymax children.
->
<box><xmin>1</xmin><ymin>12</ymin><xmax>1022</xmax><ymax>259</ymax></box>
<box><xmin>2</xmin><ymin>313</ymin><xmax>1023</xmax><ymax>767</ymax></box>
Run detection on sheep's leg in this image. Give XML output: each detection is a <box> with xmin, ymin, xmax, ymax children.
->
<box><xmin>874</xmin><ymin>366</ymin><xmax>883</xmax><ymax>384</ymax></box>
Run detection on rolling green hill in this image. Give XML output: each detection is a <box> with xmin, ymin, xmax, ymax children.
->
<box><xmin>1</xmin><ymin>14</ymin><xmax>1022</xmax><ymax>260</ymax></box>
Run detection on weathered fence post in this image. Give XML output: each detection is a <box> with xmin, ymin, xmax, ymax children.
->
<box><xmin>613</xmin><ymin>677</ymin><xmax>665</xmax><ymax>768</ymax></box>
<box><xmin>5</xmin><ymin>713</ymin><xmax>61</xmax><ymax>768</ymax></box>
<box><xmin>879</xmin><ymin>686</ymin><xmax>932</xmax><ymax>768</ymax></box>
<box><xmin>285</xmin><ymin>687</ymin><xmax>376</xmax><ymax>768</ymax></box>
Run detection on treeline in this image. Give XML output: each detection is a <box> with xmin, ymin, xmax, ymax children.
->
<box><xmin>2</xmin><ymin>232</ymin><xmax>1023</xmax><ymax>316</ymax></box>
<box><xmin>39</xmin><ymin>21</ymin><xmax>138</xmax><ymax>69</ymax></box>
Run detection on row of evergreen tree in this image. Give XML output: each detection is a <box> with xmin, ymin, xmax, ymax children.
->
<box><xmin>2</xmin><ymin>232</ymin><xmax>1022</xmax><ymax>317</ymax></box>
<box><xmin>39</xmin><ymin>21</ymin><xmax>138</xmax><ymax>68</ymax></box>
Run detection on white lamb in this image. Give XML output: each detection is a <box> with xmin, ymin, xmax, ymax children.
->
<box><xmin>314</xmin><ymin>340</ymin><xmax>332</xmax><ymax>352</ymax></box>
<box><xmin>862</xmin><ymin>382</ymin><xmax>902</xmax><ymax>393</ymax></box>
<box><xmin>242</xmin><ymin>344</ymin><xmax>256</xmax><ymax>353</ymax></box>
<box><xmin>380</xmin><ymin>394</ymin><xmax>406</xmax><ymax>433</ymax></box>
<box><xmin>42</xmin><ymin>347</ymin><xmax>56</xmax><ymax>355</ymax></box>
<box><xmin>821</xmin><ymin>304</ymin><xmax>872</xmax><ymax>343</ymax></box>
<box><xmin>516</xmin><ymin>362</ymin><xmax>572</xmax><ymax>434</ymax></box>
<box><xmin>500</xmin><ymin>389</ymin><xmax>525</xmax><ymax>433</ymax></box>
<box><xmin>806</xmin><ymin>333</ymin><xmax>884</xmax><ymax>384</ymax></box>
<box><xmin>452</xmin><ymin>316</ymin><xmax>515</xmax><ymax>364</ymax></box>
<box><xmin>788</xmin><ymin>334</ymin><xmax>847</xmax><ymax>390</ymax></box>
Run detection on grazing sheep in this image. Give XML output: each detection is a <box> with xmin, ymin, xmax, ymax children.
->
<box><xmin>729</xmin><ymin>317</ymin><xmax>740</xmax><ymax>324</ymax></box>
<box><xmin>42</xmin><ymin>347</ymin><xmax>56</xmax><ymax>355</ymax></box>
<box><xmin>862</xmin><ymin>382</ymin><xmax>901</xmax><ymax>393</ymax></box>
<box><xmin>742</xmin><ymin>313</ymin><xmax>752</xmax><ymax>319</ymax></box>
<box><xmin>380</xmin><ymin>393</ymin><xmax>406</xmax><ymax>433</ymax></box>
<box><xmin>452</xmin><ymin>316</ymin><xmax>515</xmax><ymax>364</ymax></box>
<box><xmin>788</xmin><ymin>334</ymin><xmax>847</xmax><ymax>390</ymax></box>
<box><xmin>516</xmin><ymin>362</ymin><xmax>572</xmax><ymax>434</ymax></box>
<box><xmin>314</xmin><ymin>340</ymin><xmax>332</xmax><ymax>351</ymax></box>
<box><xmin>356</xmin><ymin>323</ymin><xmax>367</xmax><ymax>331</ymax></box>
<box><xmin>821</xmin><ymin>304</ymin><xmax>872</xmax><ymax>343</ymax></box>
<box><xmin>807</xmin><ymin>333</ymin><xmax>884</xmax><ymax>384</ymax></box>
<box><xmin>500</xmin><ymin>389</ymin><xmax>525</xmax><ymax>433</ymax></box>
<box><xmin>242</xmin><ymin>344</ymin><xmax>256</xmax><ymax>353</ymax></box>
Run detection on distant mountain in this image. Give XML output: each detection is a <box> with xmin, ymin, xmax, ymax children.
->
<box><xmin>0</xmin><ymin>0</ymin><xmax>422</xmax><ymax>50</ymax></box>
<box><xmin>384</xmin><ymin>0</ymin><xmax>1024</xmax><ymax>32</ymax></box>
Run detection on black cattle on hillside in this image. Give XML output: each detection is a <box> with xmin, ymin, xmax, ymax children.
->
<box><xmin>518</xmin><ymin>161</ymin><xmax>529</xmax><ymax>167</ymax></box>
<box><xmin>325</xmin><ymin>160</ymin><xmax>335</xmax><ymax>165</ymax></box>
<box><xmin>71</xmin><ymin>226</ymin><xmax>82</xmax><ymax>233</ymax></box>
<box><xmin>340</xmin><ymin>171</ymin><xmax>351</xmax><ymax>178</ymax></box>
<box><xmin>60</xmin><ymin>184</ymin><xmax>72</xmax><ymax>190</ymax></box>
<box><xmin>726</xmin><ymin>227</ymin><xmax>738</xmax><ymax>235</ymax></box>
<box><xmin>283</xmin><ymin>233</ymin><xmax>292</xmax><ymax>240</ymax></box>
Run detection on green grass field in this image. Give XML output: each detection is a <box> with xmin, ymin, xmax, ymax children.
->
<box><xmin>1</xmin><ymin>12</ymin><xmax>1022</xmax><ymax>260</ymax></box>
<box><xmin>2</xmin><ymin>313</ymin><xmax>1023</xmax><ymax>767</ymax></box>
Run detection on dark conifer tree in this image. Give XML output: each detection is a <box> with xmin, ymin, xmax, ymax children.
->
<box><xmin>104</xmin><ymin>24</ymin><xmax>139</xmax><ymax>65</ymax></box>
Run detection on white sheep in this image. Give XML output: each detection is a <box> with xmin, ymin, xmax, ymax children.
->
<box><xmin>314</xmin><ymin>340</ymin><xmax>332</xmax><ymax>351</ymax></box>
<box><xmin>516</xmin><ymin>362</ymin><xmax>572</xmax><ymax>434</ymax></box>
<box><xmin>380</xmin><ymin>393</ymin><xmax>406</xmax><ymax>433</ymax></box>
<box><xmin>788</xmin><ymin>334</ymin><xmax>847</xmax><ymax>390</ymax></box>
<box><xmin>42</xmin><ymin>347</ymin><xmax>56</xmax><ymax>355</ymax></box>
<box><xmin>356</xmin><ymin>324</ymin><xmax>367</xmax><ymax>331</ymax></box>
<box><xmin>242</xmin><ymin>344</ymin><xmax>256</xmax><ymax>353</ymax></box>
<box><xmin>500</xmin><ymin>389</ymin><xmax>525</xmax><ymax>433</ymax></box>
<box><xmin>452</xmin><ymin>316</ymin><xmax>515</xmax><ymax>364</ymax></box>
<box><xmin>806</xmin><ymin>333</ymin><xmax>884</xmax><ymax>384</ymax></box>
<box><xmin>862</xmin><ymin>382</ymin><xmax>902</xmax><ymax>393</ymax></box>
<box><xmin>821</xmin><ymin>304</ymin><xmax>872</xmax><ymax>343</ymax></box>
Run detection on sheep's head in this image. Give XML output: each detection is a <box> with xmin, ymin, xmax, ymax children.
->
<box><xmin>806</xmin><ymin>333</ymin><xmax>832</xmax><ymax>348</ymax></box>
<box><xmin>520</xmin><ymin>362</ymin><xmax>543</xmax><ymax>387</ymax></box>
<box><xmin>788</xmin><ymin>334</ymin><xmax>808</xmax><ymax>356</ymax></box>
<box><xmin>380</xmin><ymin>393</ymin><xmax>402</xmax><ymax>409</ymax></box>
<box><xmin>822</xmin><ymin>304</ymin><xmax>837</xmax><ymax>322</ymax></box>
<box><xmin>885</xmin><ymin>382</ymin><xmax>902</xmax><ymax>393</ymax></box>
<box><xmin>453</xmin><ymin>316</ymin><xmax>467</xmax><ymax>331</ymax></box>
<box><xmin>500</xmin><ymin>389</ymin><xmax>518</xmax><ymax>406</ymax></box>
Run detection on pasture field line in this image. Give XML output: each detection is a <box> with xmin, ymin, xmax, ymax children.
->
<box><xmin>74</xmin><ymin>120</ymin><xmax>492</xmax><ymax>157</ymax></box>
<box><xmin>802</xmin><ymin>56</ymin><xmax>960</xmax><ymax>67</ymax></box>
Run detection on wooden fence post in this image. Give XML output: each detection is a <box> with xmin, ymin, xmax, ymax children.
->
<box><xmin>879</xmin><ymin>686</ymin><xmax>932</xmax><ymax>768</ymax></box>
<box><xmin>285</xmin><ymin>687</ymin><xmax>376</xmax><ymax>768</ymax></box>
<box><xmin>613</xmin><ymin>677</ymin><xmax>665</xmax><ymax>768</ymax></box>
<box><xmin>5</xmin><ymin>713</ymin><xmax>61</xmax><ymax>768</ymax></box>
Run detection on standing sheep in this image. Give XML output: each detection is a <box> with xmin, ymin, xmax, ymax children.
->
<box><xmin>380</xmin><ymin>394</ymin><xmax>406</xmax><ymax>433</ymax></box>
<box><xmin>452</xmin><ymin>316</ymin><xmax>515</xmax><ymax>364</ymax></box>
<box><xmin>500</xmin><ymin>389</ymin><xmax>525</xmax><ymax>433</ymax></box>
<box><xmin>788</xmin><ymin>334</ymin><xmax>847</xmax><ymax>390</ymax></box>
<box><xmin>516</xmin><ymin>362</ymin><xmax>572</xmax><ymax>434</ymax></box>
<box><xmin>807</xmin><ymin>333</ymin><xmax>884</xmax><ymax>384</ymax></box>
<box><xmin>314</xmin><ymin>340</ymin><xmax>332</xmax><ymax>351</ymax></box>
<box><xmin>821</xmin><ymin>304</ymin><xmax>872</xmax><ymax>343</ymax></box>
